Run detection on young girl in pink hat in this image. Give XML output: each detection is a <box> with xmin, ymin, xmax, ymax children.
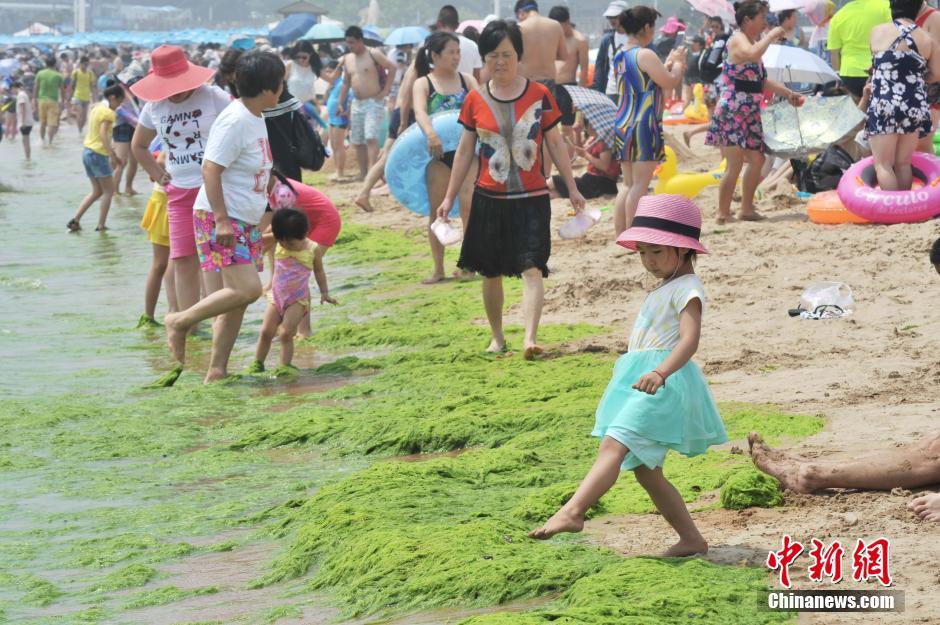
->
<box><xmin>530</xmin><ymin>194</ymin><xmax>727</xmax><ymax>557</ymax></box>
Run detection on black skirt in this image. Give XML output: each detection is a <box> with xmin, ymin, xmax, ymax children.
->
<box><xmin>457</xmin><ymin>191</ymin><xmax>551</xmax><ymax>278</ymax></box>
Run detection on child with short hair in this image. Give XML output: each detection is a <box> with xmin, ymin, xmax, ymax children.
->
<box><xmin>251</xmin><ymin>208</ymin><xmax>316</xmax><ymax>372</ymax></box>
<box><xmin>11</xmin><ymin>81</ymin><xmax>32</xmax><ymax>160</ymax></box>
<box><xmin>530</xmin><ymin>194</ymin><xmax>727</xmax><ymax>557</ymax></box>
<box><xmin>68</xmin><ymin>82</ymin><xmax>125</xmax><ymax>232</ymax></box>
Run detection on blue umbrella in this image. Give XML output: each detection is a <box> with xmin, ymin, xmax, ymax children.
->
<box><xmin>269</xmin><ymin>13</ymin><xmax>318</xmax><ymax>47</ymax></box>
<box><xmin>362</xmin><ymin>26</ymin><xmax>383</xmax><ymax>46</ymax></box>
<box><xmin>384</xmin><ymin>26</ymin><xmax>429</xmax><ymax>46</ymax></box>
<box><xmin>302</xmin><ymin>22</ymin><xmax>345</xmax><ymax>43</ymax></box>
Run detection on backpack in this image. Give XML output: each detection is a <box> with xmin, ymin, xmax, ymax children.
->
<box><xmin>272</xmin><ymin>108</ymin><xmax>327</xmax><ymax>172</ymax></box>
<box><xmin>699</xmin><ymin>34</ymin><xmax>729</xmax><ymax>84</ymax></box>
<box><xmin>794</xmin><ymin>144</ymin><xmax>855</xmax><ymax>193</ymax></box>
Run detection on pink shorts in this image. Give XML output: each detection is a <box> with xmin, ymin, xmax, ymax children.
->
<box><xmin>165</xmin><ymin>184</ymin><xmax>201</xmax><ymax>260</ymax></box>
<box><xmin>193</xmin><ymin>210</ymin><xmax>262</xmax><ymax>272</ymax></box>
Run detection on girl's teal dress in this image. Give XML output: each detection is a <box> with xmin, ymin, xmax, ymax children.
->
<box><xmin>593</xmin><ymin>274</ymin><xmax>727</xmax><ymax>470</ymax></box>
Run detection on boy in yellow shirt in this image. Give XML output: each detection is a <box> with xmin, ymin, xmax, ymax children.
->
<box><xmin>68</xmin><ymin>83</ymin><xmax>125</xmax><ymax>232</ymax></box>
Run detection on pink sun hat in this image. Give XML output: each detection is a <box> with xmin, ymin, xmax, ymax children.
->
<box><xmin>659</xmin><ymin>16</ymin><xmax>686</xmax><ymax>35</ymax></box>
<box><xmin>616</xmin><ymin>194</ymin><xmax>708</xmax><ymax>254</ymax></box>
<box><xmin>130</xmin><ymin>45</ymin><xmax>215</xmax><ymax>102</ymax></box>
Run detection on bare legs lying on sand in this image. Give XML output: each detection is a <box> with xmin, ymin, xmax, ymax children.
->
<box><xmin>748</xmin><ymin>432</ymin><xmax>940</xmax><ymax>523</ymax></box>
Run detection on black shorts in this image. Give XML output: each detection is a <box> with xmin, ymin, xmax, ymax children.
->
<box><xmin>20</xmin><ymin>125</ymin><xmax>33</xmax><ymax>136</ymax></box>
<box><xmin>551</xmin><ymin>173</ymin><xmax>618</xmax><ymax>200</ymax></box>
<box><xmin>840</xmin><ymin>76</ymin><xmax>867</xmax><ymax>100</ymax></box>
<box><xmin>554</xmin><ymin>82</ymin><xmax>577</xmax><ymax>126</ymax></box>
<box><xmin>112</xmin><ymin>123</ymin><xmax>133</xmax><ymax>143</ymax></box>
<box><xmin>388</xmin><ymin>107</ymin><xmax>415</xmax><ymax>141</ymax></box>
<box><xmin>440</xmin><ymin>150</ymin><xmax>455</xmax><ymax>169</ymax></box>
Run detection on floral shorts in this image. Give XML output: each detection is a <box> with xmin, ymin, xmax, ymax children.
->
<box><xmin>193</xmin><ymin>210</ymin><xmax>262</xmax><ymax>272</ymax></box>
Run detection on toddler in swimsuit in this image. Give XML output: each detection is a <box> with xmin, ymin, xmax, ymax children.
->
<box><xmin>251</xmin><ymin>208</ymin><xmax>316</xmax><ymax>372</ymax></box>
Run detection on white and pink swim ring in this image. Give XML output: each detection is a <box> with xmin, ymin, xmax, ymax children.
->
<box><xmin>837</xmin><ymin>153</ymin><xmax>940</xmax><ymax>224</ymax></box>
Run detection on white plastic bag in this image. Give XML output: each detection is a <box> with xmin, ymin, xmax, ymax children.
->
<box><xmin>430</xmin><ymin>218</ymin><xmax>462</xmax><ymax>246</ymax></box>
<box><xmin>798</xmin><ymin>281</ymin><xmax>854</xmax><ymax>317</ymax></box>
<box><xmin>558</xmin><ymin>207</ymin><xmax>602</xmax><ymax>239</ymax></box>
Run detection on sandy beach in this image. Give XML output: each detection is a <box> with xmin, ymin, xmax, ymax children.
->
<box><xmin>323</xmin><ymin>125</ymin><xmax>940</xmax><ymax>623</ymax></box>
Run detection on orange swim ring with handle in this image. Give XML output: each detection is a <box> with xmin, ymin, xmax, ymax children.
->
<box><xmin>807</xmin><ymin>190</ymin><xmax>869</xmax><ymax>225</ymax></box>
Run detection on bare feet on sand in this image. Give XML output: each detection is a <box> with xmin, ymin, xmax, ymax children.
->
<box><xmin>523</xmin><ymin>344</ymin><xmax>544</xmax><ymax>361</ymax></box>
<box><xmin>682</xmin><ymin>129</ymin><xmax>693</xmax><ymax>147</ymax></box>
<box><xmin>662</xmin><ymin>537</ymin><xmax>709</xmax><ymax>557</ymax></box>
<box><xmin>328</xmin><ymin>173</ymin><xmax>346</xmax><ymax>183</ymax></box>
<box><xmin>737</xmin><ymin>211</ymin><xmax>766</xmax><ymax>222</ymax></box>
<box><xmin>908</xmin><ymin>492</ymin><xmax>940</xmax><ymax>523</ymax></box>
<box><xmin>748</xmin><ymin>432</ymin><xmax>812</xmax><ymax>493</ymax></box>
<box><xmin>373</xmin><ymin>184</ymin><xmax>390</xmax><ymax>196</ymax></box>
<box><xmin>421</xmin><ymin>272</ymin><xmax>445</xmax><ymax>285</ymax></box>
<box><xmin>716</xmin><ymin>214</ymin><xmax>736</xmax><ymax>226</ymax></box>
<box><xmin>354</xmin><ymin>195</ymin><xmax>374</xmax><ymax>212</ymax></box>
<box><xmin>164</xmin><ymin>313</ymin><xmax>188</xmax><ymax>364</ymax></box>
<box><xmin>528</xmin><ymin>508</ymin><xmax>584</xmax><ymax>539</ymax></box>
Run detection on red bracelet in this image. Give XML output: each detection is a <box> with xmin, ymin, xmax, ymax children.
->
<box><xmin>652</xmin><ymin>370</ymin><xmax>667</xmax><ymax>385</ymax></box>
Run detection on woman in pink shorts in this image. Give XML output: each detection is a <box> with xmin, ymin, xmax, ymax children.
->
<box><xmin>267</xmin><ymin>172</ymin><xmax>341</xmax><ymax>337</ymax></box>
<box><xmin>130</xmin><ymin>45</ymin><xmax>234</xmax><ymax>312</ymax></box>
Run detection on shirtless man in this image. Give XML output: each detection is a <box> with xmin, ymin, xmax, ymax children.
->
<box><xmin>549</xmin><ymin>6</ymin><xmax>590</xmax><ymax>154</ymax></box>
<box><xmin>515</xmin><ymin>1</ymin><xmax>568</xmax><ymax>174</ymax></box>
<box><xmin>338</xmin><ymin>26</ymin><xmax>399</xmax><ymax>180</ymax></box>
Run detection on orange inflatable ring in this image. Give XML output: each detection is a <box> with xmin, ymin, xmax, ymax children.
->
<box><xmin>806</xmin><ymin>190</ymin><xmax>869</xmax><ymax>225</ymax></box>
<box><xmin>663</xmin><ymin>116</ymin><xmax>707</xmax><ymax>126</ymax></box>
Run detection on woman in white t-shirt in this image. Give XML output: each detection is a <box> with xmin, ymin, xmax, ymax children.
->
<box><xmin>131</xmin><ymin>45</ymin><xmax>232</xmax><ymax>314</ymax></box>
<box><xmin>163</xmin><ymin>50</ymin><xmax>286</xmax><ymax>384</ymax></box>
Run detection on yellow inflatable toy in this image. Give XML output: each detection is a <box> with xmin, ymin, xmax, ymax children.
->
<box><xmin>683</xmin><ymin>84</ymin><xmax>709</xmax><ymax>123</ymax></box>
<box><xmin>653</xmin><ymin>146</ymin><xmax>725</xmax><ymax>198</ymax></box>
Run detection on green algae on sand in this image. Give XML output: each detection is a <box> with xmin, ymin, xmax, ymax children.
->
<box><xmin>721</xmin><ymin>469</ymin><xmax>785</xmax><ymax>510</ymax></box>
<box><xmin>122</xmin><ymin>584</ymin><xmax>219</xmax><ymax>609</ymax></box>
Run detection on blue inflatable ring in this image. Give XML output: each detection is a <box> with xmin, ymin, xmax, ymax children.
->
<box><xmin>385</xmin><ymin>110</ymin><xmax>463</xmax><ymax>217</ymax></box>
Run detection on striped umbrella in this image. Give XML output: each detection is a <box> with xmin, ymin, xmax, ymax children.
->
<box><xmin>561</xmin><ymin>85</ymin><xmax>617</xmax><ymax>149</ymax></box>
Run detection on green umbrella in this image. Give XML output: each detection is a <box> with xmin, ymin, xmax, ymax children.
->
<box><xmin>302</xmin><ymin>22</ymin><xmax>345</xmax><ymax>43</ymax></box>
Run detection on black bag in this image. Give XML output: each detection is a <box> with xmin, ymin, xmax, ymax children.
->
<box><xmin>795</xmin><ymin>144</ymin><xmax>855</xmax><ymax>193</ymax></box>
<box><xmin>271</xmin><ymin>108</ymin><xmax>327</xmax><ymax>172</ymax></box>
<box><xmin>699</xmin><ymin>34</ymin><xmax>729</xmax><ymax>84</ymax></box>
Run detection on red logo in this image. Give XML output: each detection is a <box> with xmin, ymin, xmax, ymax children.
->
<box><xmin>767</xmin><ymin>536</ymin><xmax>893</xmax><ymax>588</ymax></box>
<box><xmin>766</xmin><ymin>534</ymin><xmax>804</xmax><ymax>589</ymax></box>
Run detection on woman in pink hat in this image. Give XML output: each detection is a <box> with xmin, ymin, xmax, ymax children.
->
<box><xmin>530</xmin><ymin>194</ymin><xmax>727</xmax><ymax>558</ymax></box>
<box><xmin>130</xmin><ymin>45</ymin><xmax>233</xmax><ymax>315</ymax></box>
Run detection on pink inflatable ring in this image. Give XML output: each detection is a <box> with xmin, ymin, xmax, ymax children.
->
<box><xmin>837</xmin><ymin>153</ymin><xmax>940</xmax><ymax>224</ymax></box>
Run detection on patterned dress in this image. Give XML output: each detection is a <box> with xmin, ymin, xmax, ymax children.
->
<box><xmin>705</xmin><ymin>59</ymin><xmax>767</xmax><ymax>151</ymax></box>
<box><xmin>269</xmin><ymin>242</ymin><xmax>316</xmax><ymax>316</ymax></box>
<box><xmin>866</xmin><ymin>21</ymin><xmax>932</xmax><ymax>136</ymax></box>
<box><xmin>614</xmin><ymin>47</ymin><xmax>665</xmax><ymax>162</ymax></box>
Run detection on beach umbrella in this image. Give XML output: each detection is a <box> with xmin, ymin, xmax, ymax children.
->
<box><xmin>561</xmin><ymin>85</ymin><xmax>617</xmax><ymax>150</ymax></box>
<box><xmin>384</xmin><ymin>26</ymin><xmax>429</xmax><ymax>46</ymax></box>
<box><xmin>0</xmin><ymin>58</ymin><xmax>18</xmax><ymax>77</ymax></box>
<box><xmin>269</xmin><ymin>13</ymin><xmax>318</xmax><ymax>47</ymax></box>
<box><xmin>763</xmin><ymin>44</ymin><xmax>838</xmax><ymax>84</ymax></box>
<box><xmin>362</xmin><ymin>26</ymin><xmax>384</xmax><ymax>46</ymax></box>
<box><xmin>768</xmin><ymin>0</ymin><xmax>805</xmax><ymax>10</ymax></box>
<box><xmin>762</xmin><ymin>95</ymin><xmax>864</xmax><ymax>158</ymax></box>
<box><xmin>457</xmin><ymin>19</ymin><xmax>484</xmax><ymax>34</ymax></box>
<box><xmin>686</xmin><ymin>0</ymin><xmax>735</xmax><ymax>23</ymax></box>
<box><xmin>303</xmin><ymin>22</ymin><xmax>345</xmax><ymax>43</ymax></box>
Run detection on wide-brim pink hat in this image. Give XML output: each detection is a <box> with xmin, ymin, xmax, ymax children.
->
<box><xmin>130</xmin><ymin>45</ymin><xmax>215</xmax><ymax>102</ymax></box>
<box><xmin>616</xmin><ymin>194</ymin><xmax>708</xmax><ymax>254</ymax></box>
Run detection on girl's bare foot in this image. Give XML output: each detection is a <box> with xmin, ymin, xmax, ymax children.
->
<box><xmin>737</xmin><ymin>211</ymin><xmax>766</xmax><ymax>222</ymax></box>
<box><xmin>421</xmin><ymin>272</ymin><xmax>445</xmax><ymax>285</ymax></box>
<box><xmin>747</xmin><ymin>432</ymin><xmax>811</xmax><ymax>493</ymax></box>
<box><xmin>164</xmin><ymin>313</ymin><xmax>187</xmax><ymax>364</ymax></box>
<box><xmin>523</xmin><ymin>344</ymin><xmax>544</xmax><ymax>361</ymax></box>
<box><xmin>329</xmin><ymin>173</ymin><xmax>345</xmax><ymax>182</ymax></box>
<box><xmin>373</xmin><ymin>184</ymin><xmax>390</xmax><ymax>196</ymax></box>
<box><xmin>682</xmin><ymin>129</ymin><xmax>693</xmax><ymax>147</ymax></box>
<box><xmin>204</xmin><ymin>367</ymin><xmax>228</xmax><ymax>384</ymax></box>
<box><xmin>663</xmin><ymin>537</ymin><xmax>708</xmax><ymax>557</ymax></box>
<box><xmin>716</xmin><ymin>214</ymin><xmax>735</xmax><ymax>226</ymax></box>
<box><xmin>908</xmin><ymin>492</ymin><xmax>940</xmax><ymax>523</ymax></box>
<box><xmin>125</xmin><ymin>188</ymin><xmax>138</xmax><ymax>196</ymax></box>
<box><xmin>485</xmin><ymin>338</ymin><xmax>506</xmax><ymax>353</ymax></box>
<box><xmin>529</xmin><ymin>508</ymin><xmax>584</xmax><ymax>539</ymax></box>
<box><xmin>354</xmin><ymin>195</ymin><xmax>374</xmax><ymax>212</ymax></box>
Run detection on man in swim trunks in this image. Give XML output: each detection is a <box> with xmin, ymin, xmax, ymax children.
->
<box><xmin>515</xmin><ymin>0</ymin><xmax>568</xmax><ymax>174</ymax></box>
<box><xmin>549</xmin><ymin>5</ymin><xmax>590</xmax><ymax>155</ymax></box>
<box><xmin>338</xmin><ymin>26</ymin><xmax>399</xmax><ymax>180</ymax></box>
